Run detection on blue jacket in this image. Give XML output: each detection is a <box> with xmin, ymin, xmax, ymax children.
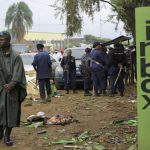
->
<box><xmin>90</xmin><ymin>48</ymin><xmax>107</xmax><ymax>72</ymax></box>
<box><xmin>32</xmin><ymin>51</ymin><xmax>52</xmax><ymax>79</ymax></box>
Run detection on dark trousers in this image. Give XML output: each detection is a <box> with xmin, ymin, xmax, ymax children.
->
<box><xmin>109</xmin><ymin>75</ymin><xmax>124</xmax><ymax>95</ymax></box>
<box><xmin>84</xmin><ymin>77</ymin><xmax>91</xmax><ymax>93</ymax></box>
<box><xmin>92</xmin><ymin>70</ymin><xmax>105</xmax><ymax>94</ymax></box>
<box><xmin>64</xmin><ymin>70</ymin><xmax>76</xmax><ymax>91</ymax></box>
<box><xmin>38</xmin><ymin>78</ymin><xmax>51</xmax><ymax>99</ymax></box>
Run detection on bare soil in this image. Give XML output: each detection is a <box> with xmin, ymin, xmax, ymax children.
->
<box><xmin>0</xmin><ymin>83</ymin><xmax>137</xmax><ymax>150</ymax></box>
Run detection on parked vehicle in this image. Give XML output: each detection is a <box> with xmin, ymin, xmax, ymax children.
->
<box><xmin>20</xmin><ymin>53</ymin><xmax>59</xmax><ymax>79</ymax></box>
<box><xmin>54</xmin><ymin>47</ymin><xmax>86</xmax><ymax>90</ymax></box>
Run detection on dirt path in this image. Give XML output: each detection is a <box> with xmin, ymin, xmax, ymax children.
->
<box><xmin>0</xmin><ymin>85</ymin><xmax>137</xmax><ymax>150</ymax></box>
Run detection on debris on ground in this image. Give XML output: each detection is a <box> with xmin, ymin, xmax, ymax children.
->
<box><xmin>27</xmin><ymin>112</ymin><xmax>46</xmax><ymax>123</ymax></box>
<box><xmin>113</xmin><ymin>119</ymin><xmax>137</xmax><ymax>126</ymax></box>
<box><xmin>51</xmin><ymin>139</ymin><xmax>77</xmax><ymax>145</ymax></box>
<box><xmin>46</xmin><ymin>114</ymin><xmax>78</xmax><ymax>125</ymax></box>
<box><xmin>37</xmin><ymin>130</ymin><xmax>47</xmax><ymax>134</ymax></box>
<box><xmin>26</xmin><ymin>112</ymin><xmax>78</xmax><ymax>127</ymax></box>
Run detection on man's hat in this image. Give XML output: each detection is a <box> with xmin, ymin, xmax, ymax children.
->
<box><xmin>93</xmin><ymin>42</ymin><xmax>101</xmax><ymax>48</ymax></box>
<box><xmin>0</xmin><ymin>31</ymin><xmax>11</xmax><ymax>40</ymax></box>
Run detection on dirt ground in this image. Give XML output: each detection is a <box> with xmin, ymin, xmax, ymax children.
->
<box><xmin>0</xmin><ymin>77</ymin><xmax>137</xmax><ymax>150</ymax></box>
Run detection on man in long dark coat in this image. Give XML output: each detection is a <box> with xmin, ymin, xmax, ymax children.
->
<box><xmin>0</xmin><ymin>31</ymin><xmax>27</xmax><ymax>146</ymax></box>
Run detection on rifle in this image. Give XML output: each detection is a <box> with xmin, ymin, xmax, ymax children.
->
<box><xmin>63</xmin><ymin>64</ymin><xmax>70</xmax><ymax>84</ymax></box>
<box><xmin>114</xmin><ymin>68</ymin><xmax>122</xmax><ymax>86</ymax></box>
<box><xmin>89</xmin><ymin>58</ymin><xmax>105</xmax><ymax>69</ymax></box>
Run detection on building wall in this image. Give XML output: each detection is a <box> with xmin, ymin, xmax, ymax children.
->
<box><xmin>24</xmin><ymin>32</ymin><xmax>65</xmax><ymax>41</ymax></box>
<box><xmin>24</xmin><ymin>32</ymin><xmax>66</xmax><ymax>52</ymax></box>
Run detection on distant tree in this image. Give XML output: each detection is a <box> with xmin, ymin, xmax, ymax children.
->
<box><xmin>5</xmin><ymin>1</ymin><xmax>33</xmax><ymax>42</ymax></box>
<box><xmin>65</xmin><ymin>38</ymin><xmax>81</xmax><ymax>48</ymax></box>
<box><xmin>51</xmin><ymin>0</ymin><xmax>150</xmax><ymax>40</ymax></box>
<box><xmin>84</xmin><ymin>35</ymin><xmax>101</xmax><ymax>44</ymax></box>
<box><xmin>84</xmin><ymin>34</ymin><xmax>110</xmax><ymax>44</ymax></box>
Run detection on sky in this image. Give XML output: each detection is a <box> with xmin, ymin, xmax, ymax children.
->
<box><xmin>0</xmin><ymin>0</ymin><xmax>127</xmax><ymax>39</ymax></box>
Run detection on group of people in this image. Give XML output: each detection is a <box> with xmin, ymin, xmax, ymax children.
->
<box><xmin>0</xmin><ymin>30</ymin><xmax>136</xmax><ymax>147</ymax></box>
<box><xmin>60</xmin><ymin>42</ymin><xmax>135</xmax><ymax>97</ymax></box>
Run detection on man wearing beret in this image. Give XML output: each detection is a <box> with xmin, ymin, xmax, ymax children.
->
<box><xmin>0</xmin><ymin>31</ymin><xmax>27</xmax><ymax>146</ymax></box>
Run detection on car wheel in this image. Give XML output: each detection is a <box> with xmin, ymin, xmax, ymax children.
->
<box><xmin>54</xmin><ymin>80</ymin><xmax>63</xmax><ymax>90</ymax></box>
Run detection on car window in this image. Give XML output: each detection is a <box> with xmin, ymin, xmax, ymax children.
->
<box><xmin>64</xmin><ymin>48</ymin><xmax>85</xmax><ymax>59</ymax></box>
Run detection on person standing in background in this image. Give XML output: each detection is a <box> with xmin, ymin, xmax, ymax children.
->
<box><xmin>32</xmin><ymin>43</ymin><xmax>52</xmax><ymax>103</ymax></box>
<box><xmin>80</xmin><ymin>48</ymin><xmax>92</xmax><ymax>96</ymax></box>
<box><xmin>90</xmin><ymin>42</ymin><xmax>107</xmax><ymax>96</ymax></box>
<box><xmin>60</xmin><ymin>49</ymin><xmax>77</xmax><ymax>94</ymax></box>
<box><xmin>107</xmin><ymin>43</ymin><xmax>127</xmax><ymax>97</ymax></box>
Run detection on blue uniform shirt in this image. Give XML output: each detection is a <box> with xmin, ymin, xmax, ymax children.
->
<box><xmin>90</xmin><ymin>48</ymin><xmax>106</xmax><ymax>71</ymax></box>
<box><xmin>32</xmin><ymin>51</ymin><xmax>52</xmax><ymax>79</ymax></box>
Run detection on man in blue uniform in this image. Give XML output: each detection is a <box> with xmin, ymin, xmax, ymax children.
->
<box><xmin>90</xmin><ymin>42</ymin><xmax>107</xmax><ymax>96</ymax></box>
<box><xmin>108</xmin><ymin>43</ymin><xmax>127</xmax><ymax>97</ymax></box>
<box><xmin>80</xmin><ymin>48</ymin><xmax>92</xmax><ymax>96</ymax></box>
<box><xmin>61</xmin><ymin>49</ymin><xmax>77</xmax><ymax>94</ymax></box>
<box><xmin>101</xmin><ymin>45</ymin><xmax>108</xmax><ymax>95</ymax></box>
<box><xmin>32</xmin><ymin>44</ymin><xmax>52</xmax><ymax>103</ymax></box>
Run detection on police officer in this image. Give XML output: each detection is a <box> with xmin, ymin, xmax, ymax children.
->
<box><xmin>108</xmin><ymin>43</ymin><xmax>127</xmax><ymax>97</ymax></box>
<box><xmin>90</xmin><ymin>42</ymin><xmax>107</xmax><ymax>96</ymax></box>
<box><xmin>130</xmin><ymin>45</ymin><xmax>137</xmax><ymax>82</ymax></box>
<box><xmin>60</xmin><ymin>49</ymin><xmax>77</xmax><ymax>94</ymax></box>
<box><xmin>32</xmin><ymin>43</ymin><xmax>52</xmax><ymax>103</ymax></box>
<box><xmin>101</xmin><ymin>45</ymin><xmax>108</xmax><ymax>95</ymax></box>
<box><xmin>80</xmin><ymin>48</ymin><xmax>92</xmax><ymax>96</ymax></box>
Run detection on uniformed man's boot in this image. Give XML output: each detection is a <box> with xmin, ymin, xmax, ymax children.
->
<box><xmin>66</xmin><ymin>90</ymin><xmax>69</xmax><ymax>94</ymax></box>
<box><xmin>4</xmin><ymin>127</ymin><xmax>13</xmax><ymax>146</ymax></box>
<box><xmin>94</xmin><ymin>91</ymin><xmax>99</xmax><ymax>96</ymax></box>
<box><xmin>47</xmin><ymin>94</ymin><xmax>51</xmax><ymax>102</ymax></box>
<box><xmin>101</xmin><ymin>90</ymin><xmax>106</xmax><ymax>96</ymax></box>
<box><xmin>84</xmin><ymin>90</ymin><xmax>92</xmax><ymax>96</ymax></box>
<box><xmin>120</xmin><ymin>92</ymin><xmax>124</xmax><ymax>97</ymax></box>
<box><xmin>0</xmin><ymin>126</ymin><xmax>3</xmax><ymax>139</ymax></box>
<box><xmin>73</xmin><ymin>90</ymin><xmax>77</xmax><ymax>94</ymax></box>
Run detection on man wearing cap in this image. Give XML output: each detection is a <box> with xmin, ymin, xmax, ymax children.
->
<box><xmin>60</xmin><ymin>49</ymin><xmax>77</xmax><ymax>94</ymax></box>
<box><xmin>90</xmin><ymin>42</ymin><xmax>107</xmax><ymax>96</ymax></box>
<box><xmin>32</xmin><ymin>43</ymin><xmax>52</xmax><ymax>103</ymax></box>
<box><xmin>0</xmin><ymin>31</ymin><xmax>27</xmax><ymax>146</ymax></box>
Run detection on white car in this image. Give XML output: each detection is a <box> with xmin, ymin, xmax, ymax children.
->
<box><xmin>20</xmin><ymin>52</ymin><xmax>59</xmax><ymax>80</ymax></box>
<box><xmin>54</xmin><ymin>47</ymin><xmax>86</xmax><ymax>90</ymax></box>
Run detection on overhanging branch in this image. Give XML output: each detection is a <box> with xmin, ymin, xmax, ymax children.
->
<box><xmin>100</xmin><ymin>0</ymin><xmax>117</xmax><ymax>10</ymax></box>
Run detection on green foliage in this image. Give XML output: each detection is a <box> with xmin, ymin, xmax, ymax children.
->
<box><xmin>110</xmin><ymin>0</ymin><xmax>150</xmax><ymax>39</ymax></box>
<box><xmin>5</xmin><ymin>1</ymin><xmax>33</xmax><ymax>41</ymax></box>
<box><xmin>66</xmin><ymin>38</ymin><xmax>82</xmax><ymax>48</ymax></box>
<box><xmin>84</xmin><ymin>34</ymin><xmax>110</xmax><ymax>44</ymax></box>
<box><xmin>52</xmin><ymin>0</ymin><xmax>150</xmax><ymax>39</ymax></box>
<box><xmin>51</xmin><ymin>0</ymin><xmax>101</xmax><ymax>36</ymax></box>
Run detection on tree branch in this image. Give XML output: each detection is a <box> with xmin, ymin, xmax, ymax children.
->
<box><xmin>100</xmin><ymin>0</ymin><xmax>117</xmax><ymax>10</ymax></box>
